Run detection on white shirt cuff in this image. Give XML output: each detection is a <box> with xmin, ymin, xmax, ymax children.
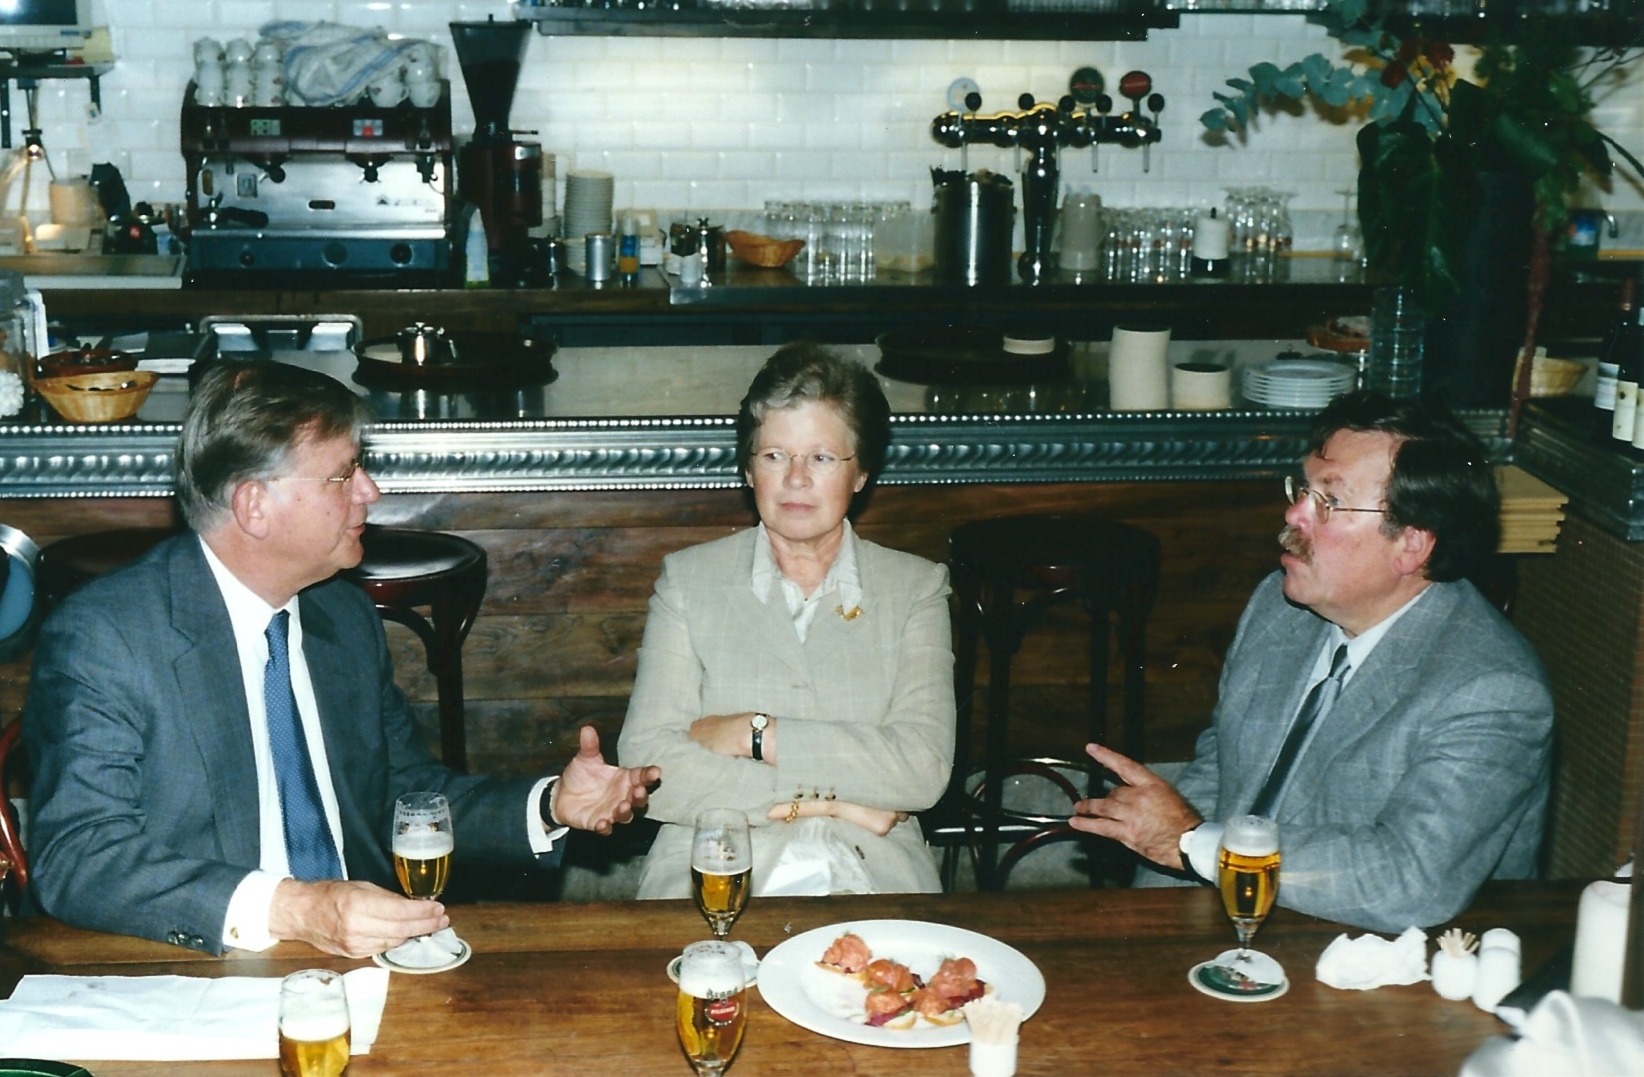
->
<box><xmin>529</xmin><ymin>775</ymin><xmax>570</xmax><ymax>855</ymax></box>
<box><xmin>222</xmin><ymin>869</ymin><xmax>287</xmax><ymax>951</ymax></box>
<box><xmin>1183</xmin><ymin>822</ymin><xmax>1226</xmax><ymax>884</ymax></box>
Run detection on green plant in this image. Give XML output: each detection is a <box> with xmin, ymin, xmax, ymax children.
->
<box><xmin>1202</xmin><ymin>0</ymin><xmax>1644</xmax><ymax>421</ymax></box>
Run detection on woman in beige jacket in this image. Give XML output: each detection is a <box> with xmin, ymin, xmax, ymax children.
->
<box><xmin>618</xmin><ymin>343</ymin><xmax>955</xmax><ymax>898</ymax></box>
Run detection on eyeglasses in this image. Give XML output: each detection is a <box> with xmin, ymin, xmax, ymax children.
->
<box><xmin>1284</xmin><ymin>475</ymin><xmax>1387</xmax><ymax>523</ymax></box>
<box><xmin>271</xmin><ymin>459</ymin><xmax>365</xmax><ymax>487</ymax></box>
<box><xmin>751</xmin><ymin>448</ymin><xmax>856</xmax><ymax>477</ymax></box>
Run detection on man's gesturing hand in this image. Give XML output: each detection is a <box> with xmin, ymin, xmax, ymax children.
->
<box><xmin>549</xmin><ymin>725</ymin><xmax>661</xmax><ymax>836</ymax></box>
<box><xmin>1068</xmin><ymin>743</ymin><xmax>1202</xmax><ymax>870</ymax></box>
<box><xmin>269</xmin><ymin>878</ymin><xmax>448</xmax><ymax>957</ymax></box>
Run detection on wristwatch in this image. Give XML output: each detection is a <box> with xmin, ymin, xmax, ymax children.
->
<box><xmin>750</xmin><ymin>713</ymin><xmax>770</xmax><ymax>762</ymax></box>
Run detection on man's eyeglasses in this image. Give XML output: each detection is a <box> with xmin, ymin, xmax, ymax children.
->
<box><xmin>271</xmin><ymin>459</ymin><xmax>365</xmax><ymax>487</ymax></box>
<box><xmin>751</xmin><ymin>449</ymin><xmax>856</xmax><ymax>477</ymax></box>
<box><xmin>1284</xmin><ymin>475</ymin><xmax>1387</xmax><ymax>523</ymax></box>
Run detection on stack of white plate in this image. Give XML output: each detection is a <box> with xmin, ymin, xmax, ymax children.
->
<box><xmin>562</xmin><ymin>170</ymin><xmax>614</xmax><ymax>271</ymax></box>
<box><xmin>1243</xmin><ymin>359</ymin><xmax>1356</xmax><ymax>409</ymax></box>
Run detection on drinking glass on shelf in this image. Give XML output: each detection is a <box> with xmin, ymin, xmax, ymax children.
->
<box><xmin>675</xmin><ymin>940</ymin><xmax>748</xmax><ymax>1076</ymax></box>
<box><xmin>279</xmin><ymin>969</ymin><xmax>351</xmax><ymax>1077</ymax></box>
<box><xmin>1218</xmin><ymin>814</ymin><xmax>1280</xmax><ymax>971</ymax></box>
<box><xmin>691</xmin><ymin>808</ymin><xmax>751</xmax><ymax>940</ymax></box>
<box><xmin>393</xmin><ymin>791</ymin><xmax>453</xmax><ymax>902</ymax></box>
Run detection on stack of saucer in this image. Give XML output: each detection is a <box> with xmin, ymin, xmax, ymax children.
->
<box><xmin>562</xmin><ymin>170</ymin><xmax>614</xmax><ymax>271</ymax></box>
<box><xmin>1242</xmin><ymin>359</ymin><xmax>1356</xmax><ymax>410</ymax></box>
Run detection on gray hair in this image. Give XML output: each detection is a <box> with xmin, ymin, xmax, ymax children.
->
<box><xmin>734</xmin><ymin>342</ymin><xmax>891</xmax><ymax>478</ymax></box>
<box><xmin>176</xmin><ymin>362</ymin><xmax>369</xmax><ymax>532</ymax></box>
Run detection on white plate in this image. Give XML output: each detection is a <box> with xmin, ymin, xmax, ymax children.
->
<box><xmin>372</xmin><ymin>938</ymin><xmax>471</xmax><ymax>975</ymax></box>
<box><xmin>757</xmin><ymin>919</ymin><xmax>1045</xmax><ymax>1049</ymax></box>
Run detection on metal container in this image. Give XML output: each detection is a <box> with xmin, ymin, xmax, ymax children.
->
<box><xmin>932</xmin><ymin>168</ymin><xmax>1015</xmax><ymax>285</ymax></box>
<box><xmin>585</xmin><ymin>231</ymin><xmax>613</xmax><ymax>282</ymax></box>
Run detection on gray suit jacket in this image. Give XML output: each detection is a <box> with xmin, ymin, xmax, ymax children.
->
<box><xmin>23</xmin><ymin>535</ymin><xmax>547</xmax><ymax>953</ymax></box>
<box><xmin>1143</xmin><ymin>572</ymin><xmax>1553</xmax><ymax>932</ymax></box>
<box><xmin>617</xmin><ymin>528</ymin><xmax>955</xmax><ymax>896</ymax></box>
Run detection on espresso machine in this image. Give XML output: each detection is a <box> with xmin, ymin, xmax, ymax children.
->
<box><xmin>451</xmin><ymin>19</ymin><xmax>543</xmax><ymax>284</ymax></box>
<box><xmin>181</xmin><ymin>82</ymin><xmax>455</xmax><ymax>285</ymax></box>
<box><xmin>931</xmin><ymin>67</ymin><xmax>1164</xmax><ymax>283</ymax></box>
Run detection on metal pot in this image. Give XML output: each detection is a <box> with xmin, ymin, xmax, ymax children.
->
<box><xmin>932</xmin><ymin>168</ymin><xmax>1015</xmax><ymax>285</ymax></box>
<box><xmin>396</xmin><ymin>322</ymin><xmax>456</xmax><ymax>366</ymax></box>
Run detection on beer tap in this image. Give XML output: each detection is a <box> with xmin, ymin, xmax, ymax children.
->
<box><xmin>930</xmin><ymin>66</ymin><xmax>1165</xmax><ymax>282</ymax></box>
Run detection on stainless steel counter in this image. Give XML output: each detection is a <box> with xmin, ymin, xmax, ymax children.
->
<box><xmin>0</xmin><ymin>342</ymin><xmax>1510</xmax><ymax>498</ymax></box>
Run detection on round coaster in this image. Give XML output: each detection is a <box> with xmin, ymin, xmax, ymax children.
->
<box><xmin>1188</xmin><ymin>951</ymin><xmax>1289</xmax><ymax>1003</ymax></box>
<box><xmin>372</xmin><ymin>938</ymin><xmax>472</xmax><ymax>975</ymax></box>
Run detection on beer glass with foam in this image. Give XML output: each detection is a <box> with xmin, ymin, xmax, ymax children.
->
<box><xmin>690</xmin><ymin>809</ymin><xmax>751</xmax><ymax>940</ymax></box>
<box><xmin>1218</xmin><ymin>814</ymin><xmax>1280</xmax><ymax>969</ymax></box>
<box><xmin>393</xmin><ymin>792</ymin><xmax>453</xmax><ymax>901</ymax></box>
<box><xmin>675</xmin><ymin>940</ymin><xmax>748</xmax><ymax>1075</ymax></box>
<box><xmin>279</xmin><ymin>969</ymin><xmax>350</xmax><ymax>1077</ymax></box>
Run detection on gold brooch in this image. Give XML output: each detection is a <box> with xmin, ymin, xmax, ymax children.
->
<box><xmin>836</xmin><ymin>605</ymin><xmax>862</xmax><ymax>621</ymax></box>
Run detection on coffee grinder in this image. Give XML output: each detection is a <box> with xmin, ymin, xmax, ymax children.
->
<box><xmin>451</xmin><ymin>18</ymin><xmax>543</xmax><ymax>284</ymax></box>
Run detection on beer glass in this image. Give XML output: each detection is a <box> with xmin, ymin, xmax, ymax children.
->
<box><xmin>393</xmin><ymin>791</ymin><xmax>453</xmax><ymax>902</ymax></box>
<box><xmin>1218</xmin><ymin>814</ymin><xmax>1281</xmax><ymax>969</ymax></box>
<box><xmin>675</xmin><ymin>940</ymin><xmax>748</xmax><ymax>1076</ymax></box>
<box><xmin>691</xmin><ymin>809</ymin><xmax>751</xmax><ymax>940</ymax></box>
<box><xmin>278</xmin><ymin>969</ymin><xmax>350</xmax><ymax>1077</ymax></box>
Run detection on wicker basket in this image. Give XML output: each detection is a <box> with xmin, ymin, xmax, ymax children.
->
<box><xmin>1511</xmin><ymin>350</ymin><xmax>1586</xmax><ymax>398</ymax></box>
<box><xmin>36</xmin><ymin>370</ymin><xmax>159</xmax><ymax>423</ymax></box>
<box><xmin>726</xmin><ymin>230</ymin><xmax>805</xmax><ymax>269</ymax></box>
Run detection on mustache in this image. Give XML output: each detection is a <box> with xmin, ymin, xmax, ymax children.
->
<box><xmin>1279</xmin><ymin>524</ymin><xmax>1311</xmax><ymax>562</ymax></box>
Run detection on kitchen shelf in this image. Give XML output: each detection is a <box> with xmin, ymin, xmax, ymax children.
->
<box><xmin>515</xmin><ymin>3</ymin><xmax>1178</xmax><ymax>39</ymax></box>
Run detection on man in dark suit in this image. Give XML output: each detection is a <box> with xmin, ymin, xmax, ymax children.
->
<box><xmin>24</xmin><ymin>362</ymin><xmax>660</xmax><ymax>956</ymax></box>
<box><xmin>1070</xmin><ymin>391</ymin><xmax>1553</xmax><ymax>932</ymax></box>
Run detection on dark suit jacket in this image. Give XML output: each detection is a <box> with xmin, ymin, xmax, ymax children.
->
<box><xmin>23</xmin><ymin>534</ymin><xmax>550</xmax><ymax>953</ymax></box>
<box><xmin>1139</xmin><ymin>572</ymin><xmax>1554</xmax><ymax>932</ymax></box>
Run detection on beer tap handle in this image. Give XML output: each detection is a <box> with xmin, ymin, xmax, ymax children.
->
<box><xmin>963</xmin><ymin>92</ymin><xmax>981</xmax><ymax>174</ymax></box>
<box><xmin>964</xmin><ymin>91</ymin><xmax>982</xmax><ymax>112</ymax></box>
<box><xmin>1143</xmin><ymin>91</ymin><xmax>1164</xmax><ymax>173</ymax></box>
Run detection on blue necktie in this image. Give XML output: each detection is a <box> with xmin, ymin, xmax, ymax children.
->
<box><xmin>265</xmin><ymin>610</ymin><xmax>343</xmax><ymax>881</ymax></box>
<box><xmin>1249</xmin><ymin>643</ymin><xmax>1351</xmax><ymax>818</ymax></box>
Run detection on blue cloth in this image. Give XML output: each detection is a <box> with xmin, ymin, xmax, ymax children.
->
<box><xmin>264</xmin><ymin>610</ymin><xmax>342</xmax><ymax>881</ymax></box>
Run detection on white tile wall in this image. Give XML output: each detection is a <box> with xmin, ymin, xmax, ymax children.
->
<box><xmin>16</xmin><ymin>2</ymin><xmax>1644</xmax><ymax>250</ymax></box>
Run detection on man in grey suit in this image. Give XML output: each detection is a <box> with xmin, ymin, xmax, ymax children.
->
<box><xmin>1071</xmin><ymin>391</ymin><xmax>1553</xmax><ymax>932</ymax></box>
<box><xmin>24</xmin><ymin>362</ymin><xmax>659</xmax><ymax>957</ymax></box>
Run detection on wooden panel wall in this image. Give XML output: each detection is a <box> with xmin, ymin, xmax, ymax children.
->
<box><xmin>0</xmin><ymin>481</ymin><xmax>1284</xmax><ymax>782</ymax></box>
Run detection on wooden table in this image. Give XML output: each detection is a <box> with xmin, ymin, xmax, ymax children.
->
<box><xmin>1</xmin><ymin>883</ymin><xmax>1581</xmax><ymax>1077</ymax></box>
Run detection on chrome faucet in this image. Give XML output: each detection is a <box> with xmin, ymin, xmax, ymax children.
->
<box><xmin>931</xmin><ymin>68</ymin><xmax>1164</xmax><ymax>283</ymax></box>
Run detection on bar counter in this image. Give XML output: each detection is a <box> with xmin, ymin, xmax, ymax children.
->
<box><xmin>1</xmin><ymin>883</ymin><xmax>1581</xmax><ymax>1077</ymax></box>
<box><xmin>0</xmin><ymin>342</ymin><xmax>1509</xmax><ymax>498</ymax></box>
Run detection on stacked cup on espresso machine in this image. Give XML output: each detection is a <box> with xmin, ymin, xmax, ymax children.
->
<box><xmin>451</xmin><ymin>19</ymin><xmax>545</xmax><ymax>287</ymax></box>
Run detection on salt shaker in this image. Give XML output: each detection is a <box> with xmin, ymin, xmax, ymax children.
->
<box><xmin>1472</xmin><ymin>938</ymin><xmax>1522</xmax><ymax>1011</ymax></box>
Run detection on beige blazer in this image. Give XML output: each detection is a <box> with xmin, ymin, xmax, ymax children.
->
<box><xmin>617</xmin><ymin>527</ymin><xmax>955</xmax><ymax>897</ymax></box>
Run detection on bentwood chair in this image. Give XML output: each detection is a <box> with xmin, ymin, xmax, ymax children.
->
<box><xmin>0</xmin><ymin>719</ymin><xmax>28</xmax><ymax>907</ymax></box>
<box><xmin>922</xmin><ymin>514</ymin><xmax>1161</xmax><ymax>891</ymax></box>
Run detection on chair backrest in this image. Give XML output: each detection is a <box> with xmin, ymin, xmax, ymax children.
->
<box><xmin>0</xmin><ymin>718</ymin><xmax>27</xmax><ymax>896</ymax></box>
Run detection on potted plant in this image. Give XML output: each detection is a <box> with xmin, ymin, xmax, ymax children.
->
<box><xmin>1202</xmin><ymin>0</ymin><xmax>1644</xmax><ymax>421</ymax></box>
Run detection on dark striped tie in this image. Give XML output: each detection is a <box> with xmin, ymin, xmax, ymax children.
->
<box><xmin>1249</xmin><ymin>643</ymin><xmax>1351</xmax><ymax>818</ymax></box>
<box><xmin>265</xmin><ymin>611</ymin><xmax>343</xmax><ymax>881</ymax></box>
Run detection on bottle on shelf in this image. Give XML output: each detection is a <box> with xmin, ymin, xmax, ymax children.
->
<box><xmin>1612</xmin><ymin>290</ymin><xmax>1644</xmax><ymax>448</ymax></box>
<box><xmin>1596</xmin><ymin>278</ymin><xmax>1635</xmax><ymax>432</ymax></box>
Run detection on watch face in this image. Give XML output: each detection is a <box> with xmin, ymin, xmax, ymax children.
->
<box><xmin>751</xmin><ymin>713</ymin><xmax>769</xmax><ymax>731</ymax></box>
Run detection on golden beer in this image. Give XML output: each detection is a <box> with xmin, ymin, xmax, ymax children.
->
<box><xmin>1218</xmin><ymin>846</ymin><xmax>1280</xmax><ymax>927</ymax></box>
<box><xmin>278</xmin><ymin>1029</ymin><xmax>350</xmax><ymax>1077</ymax></box>
<box><xmin>691</xmin><ymin>866</ymin><xmax>751</xmax><ymax>934</ymax></box>
<box><xmin>676</xmin><ymin>941</ymin><xmax>748</xmax><ymax>1075</ymax></box>
<box><xmin>393</xmin><ymin>829</ymin><xmax>453</xmax><ymax>900</ymax></box>
<box><xmin>278</xmin><ymin>970</ymin><xmax>350</xmax><ymax>1077</ymax></box>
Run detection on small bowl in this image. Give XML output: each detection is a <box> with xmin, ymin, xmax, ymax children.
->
<box><xmin>39</xmin><ymin>348</ymin><xmax>137</xmax><ymax>380</ymax></box>
<box><xmin>726</xmin><ymin>230</ymin><xmax>804</xmax><ymax>269</ymax></box>
<box><xmin>36</xmin><ymin>369</ymin><xmax>159</xmax><ymax>423</ymax></box>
